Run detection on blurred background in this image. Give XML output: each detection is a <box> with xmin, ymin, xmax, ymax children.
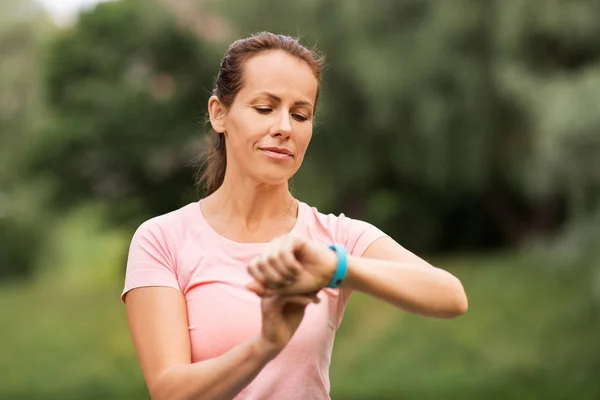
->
<box><xmin>2</xmin><ymin>0</ymin><xmax>600</xmax><ymax>399</ymax></box>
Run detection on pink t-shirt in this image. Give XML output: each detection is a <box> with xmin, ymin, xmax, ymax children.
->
<box><xmin>121</xmin><ymin>200</ymin><xmax>387</xmax><ymax>400</ymax></box>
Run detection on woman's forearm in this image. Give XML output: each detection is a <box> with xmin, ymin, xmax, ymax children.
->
<box><xmin>151</xmin><ymin>335</ymin><xmax>277</xmax><ymax>400</ymax></box>
<box><xmin>343</xmin><ymin>255</ymin><xmax>468</xmax><ymax>318</ymax></box>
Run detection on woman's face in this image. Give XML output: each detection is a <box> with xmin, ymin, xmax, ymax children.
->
<box><xmin>210</xmin><ymin>50</ymin><xmax>319</xmax><ymax>186</ymax></box>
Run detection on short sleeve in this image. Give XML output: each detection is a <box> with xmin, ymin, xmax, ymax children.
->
<box><xmin>121</xmin><ymin>220</ymin><xmax>181</xmax><ymax>303</ymax></box>
<box><xmin>337</xmin><ymin>215</ymin><xmax>388</xmax><ymax>257</ymax></box>
<box><xmin>334</xmin><ymin>215</ymin><xmax>388</xmax><ymax>305</ymax></box>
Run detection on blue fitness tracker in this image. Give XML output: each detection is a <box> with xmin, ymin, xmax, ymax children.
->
<box><xmin>327</xmin><ymin>244</ymin><xmax>348</xmax><ymax>288</ymax></box>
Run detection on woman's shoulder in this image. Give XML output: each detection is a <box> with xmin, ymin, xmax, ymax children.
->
<box><xmin>298</xmin><ymin>200</ymin><xmax>345</xmax><ymax>227</ymax></box>
<box><xmin>298</xmin><ymin>200</ymin><xmax>375</xmax><ymax>236</ymax></box>
<box><xmin>298</xmin><ymin>200</ymin><xmax>387</xmax><ymax>254</ymax></box>
<box><xmin>299</xmin><ymin>200</ymin><xmax>358</xmax><ymax>226</ymax></box>
<box><xmin>131</xmin><ymin>202</ymin><xmax>202</xmax><ymax>246</ymax></box>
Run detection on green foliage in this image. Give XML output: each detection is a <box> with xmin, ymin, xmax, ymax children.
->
<box><xmin>14</xmin><ymin>0</ymin><xmax>597</xmax><ymax>255</ymax></box>
<box><xmin>496</xmin><ymin>0</ymin><xmax>600</xmax><ymax>213</ymax></box>
<box><xmin>0</xmin><ymin>216</ymin><xmax>41</xmax><ymax>279</ymax></box>
<box><xmin>0</xmin><ymin>0</ymin><xmax>53</xmax><ymax>280</ymax></box>
<box><xmin>30</xmin><ymin>0</ymin><xmax>219</xmax><ymax>227</ymax></box>
<box><xmin>207</xmin><ymin>0</ymin><xmax>524</xmax><ymax>251</ymax></box>
<box><xmin>208</xmin><ymin>0</ymin><xmax>600</xmax><ymax>253</ymax></box>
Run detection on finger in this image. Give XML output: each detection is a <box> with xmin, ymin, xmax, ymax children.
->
<box><xmin>286</xmin><ymin>292</ymin><xmax>321</xmax><ymax>304</ymax></box>
<box><xmin>247</xmin><ymin>258</ymin><xmax>269</xmax><ymax>287</ymax></box>
<box><xmin>279</xmin><ymin>295</ymin><xmax>315</xmax><ymax>307</ymax></box>
<box><xmin>264</xmin><ymin>250</ymin><xmax>299</xmax><ymax>285</ymax></box>
<box><xmin>264</xmin><ymin>252</ymin><xmax>292</xmax><ymax>284</ymax></box>
<box><xmin>308</xmin><ymin>292</ymin><xmax>321</xmax><ymax>304</ymax></box>
<box><xmin>259</xmin><ymin>257</ymin><xmax>288</xmax><ymax>289</ymax></box>
<box><xmin>248</xmin><ymin>259</ymin><xmax>287</xmax><ymax>296</ymax></box>
<box><xmin>296</xmin><ymin>294</ymin><xmax>321</xmax><ymax>304</ymax></box>
<box><xmin>279</xmin><ymin>249</ymin><xmax>303</xmax><ymax>278</ymax></box>
<box><xmin>246</xmin><ymin>280</ymin><xmax>268</xmax><ymax>296</ymax></box>
<box><xmin>290</xmin><ymin>297</ymin><xmax>313</xmax><ymax>307</ymax></box>
<box><xmin>274</xmin><ymin>236</ymin><xmax>304</xmax><ymax>277</ymax></box>
<box><xmin>287</xmin><ymin>234</ymin><xmax>308</xmax><ymax>257</ymax></box>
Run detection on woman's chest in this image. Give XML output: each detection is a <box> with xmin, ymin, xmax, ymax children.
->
<box><xmin>177</xmin><ymin>246</ymin><xmax>340</xmax><ymax>362</ymax></box>
<box><xmin>183</xmin><ymin>275</ymin><xmax>338</xmax><ymax>362</ymax></box>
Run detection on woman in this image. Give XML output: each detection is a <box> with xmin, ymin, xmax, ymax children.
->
<box><xmin>122</xmin><ymin>32</ymin><xmax>468</xmax><ymax>400</ymax></box>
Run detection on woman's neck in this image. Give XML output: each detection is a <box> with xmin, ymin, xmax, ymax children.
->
<box><xmin>201</xmin><ymin>173</ymin><xmax>297</xmax><ymax>232</ymax></box>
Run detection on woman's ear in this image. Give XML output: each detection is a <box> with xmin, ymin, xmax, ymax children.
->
<box><xmin>208</xmin><ymin>95</ymin><xmax>226</xmax><ymax>133</ymax></box>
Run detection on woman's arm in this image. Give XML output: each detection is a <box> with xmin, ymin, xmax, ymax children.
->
<box><xmin>344</xmin><ymin>236</ymin><xmax>468</xmax><ymax>318</ymax></box>
<box><xmin>125</xmin><ymin>287</ymin><xmax>317</xmax><ymax>400</ymax></box>
<box><xmin>246</xmin><ymin>234</ymin><xmax>467</xmax><ymax>319</ymax></box>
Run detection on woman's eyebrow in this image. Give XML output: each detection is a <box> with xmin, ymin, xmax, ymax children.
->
<box><xmin>252</xmin><ymin>91</ymin><xmax>313</xmax><ymax>108</ymax></box>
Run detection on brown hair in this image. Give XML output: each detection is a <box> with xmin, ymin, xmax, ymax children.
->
<box><xmin>197</xmin><ymin>32</ymin><xmax>325</xmax><ymax>196</ymax></box>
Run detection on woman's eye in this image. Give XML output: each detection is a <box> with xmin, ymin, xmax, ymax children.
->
<box><xmin>292</xmin><ymin>114</ymin><xmax>308</xmax><ymax>122</ymax></box>
<box><xmin>255</xmin><ymin>107</ymin><xmax>272</xmax><ymax>114</ymax></box>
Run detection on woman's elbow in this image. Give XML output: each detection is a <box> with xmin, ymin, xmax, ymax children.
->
<box><xmin>148</xmin><ymin>381</ymin><xmax>175</xmax><ymax>400</ymax></box>
<box><xmin>148</xmin><ymin>366</ymin><xmax>190</xmax><ymax>400</ymax></box>
<box><xmin>446</xmin><ymin>277</ymin><xmax>468</xmax><ymax>318</ymax></box>
<box><xmin>149</xmin><ymin>384</ymin><xmax>190</xmax><ymax>400</ymax></box>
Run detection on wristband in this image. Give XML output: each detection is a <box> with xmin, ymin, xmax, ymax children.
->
<box><xmin>327</xmin><ymin>244</ymin><xmax>348</xmax><ymax>288</ymax></box>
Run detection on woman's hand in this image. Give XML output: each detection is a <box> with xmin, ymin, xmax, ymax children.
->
<box><xmin>257</xmin><ymin>293</ymin><xmax>320</xmax><ymax>357</ymax></box>
<box><xmin>246</xmin><ymin>234</ymin><xmax>338</xmax><ymax>297</ymax></box>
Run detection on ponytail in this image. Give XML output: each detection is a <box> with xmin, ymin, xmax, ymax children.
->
<box><xmin>197</xmin><ymin>131</ymin><xmax>226</xmax><ymax>195</ymax></box>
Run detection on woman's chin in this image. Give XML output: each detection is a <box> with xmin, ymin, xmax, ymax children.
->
<box><xmin>246</xmin><ymin>163</ymin><xmax>300</xmax><ymax>186</ymax></box>
<box><xmin>256</xmin><ymin>170</ymin><xmax>296</xmax><ymax>186</ymax></box>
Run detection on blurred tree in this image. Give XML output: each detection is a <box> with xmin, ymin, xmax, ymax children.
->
<box><xmin>205</xmin><ymin>0</ymin><xmax>526</xmax><ymax>251</ymax></box>
<box><xmin>205</xmin><ymin>0</ymin><xmax>600</xmax><ymax>254</ymax></box>
<box><xmin>28</xmin><ymin>0</ymin><xmax>600</xmax><ymax>257</ymax></box>
<box><xmin>30</xmin><ymin>0</ymin><xmax>219</xmax><ymax>228</ymax></box>
<box><xmin>0</xmin><ymin>0</ymin><xmax>53</xmax><ymax>279</ymax></box>
<box><xmin>494</xmin><ymin>0</ymin><xmax>600</xmax><ymax>264</ymax></box>
<box><xmin>496</xmin><ymin>0</ymin><xmax>600</xmax><ymax>220</ymax></box>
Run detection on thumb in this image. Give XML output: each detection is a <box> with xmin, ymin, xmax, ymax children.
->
<box><xmin>287</xmin><ymin>234</ymin><xmax>309</xmax><ymax>257</ymax></box>
<box><xmin>246</xmin><ymin>280</ymin><xmax>270</xmax><ymax>296</ymax></box>
<box><xmin>280</xmin><ymin>295</ymin><xmax>317</xmax><ymax>307</ymax></box>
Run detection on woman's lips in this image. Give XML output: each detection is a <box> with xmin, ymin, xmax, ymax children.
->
<box><xmin>259</xmin><ymin>147</ymin><xmax>293</xmax><ymax>159</ymax></box>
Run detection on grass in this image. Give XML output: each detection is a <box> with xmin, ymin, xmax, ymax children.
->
<box><xmin>0</xmin><ymin>206</ymin><xmax>599</xmax><ymax>399</ymax></box>
<box><xmin>1</xmin><ymin>254</ymin><xmax>598</xmax><ymax>400</ymax></box>
<box><xmin>330</xmin><ymin>254</ymin><xmax>600</xmax><ymax>399</ymax></box>
<box><xmin>0</xmin><ymin>282</ymin><xmax>144</xmax><ymax>400</ymax></box>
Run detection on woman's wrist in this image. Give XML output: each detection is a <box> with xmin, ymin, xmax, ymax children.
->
<box><xmin>251</xmin><ymin>335</ymin><xmax>283</xmax><ymax>362</ymax></box>
<box><xmin>320</xmin><ymin>247</ymin><xmax>339</xmax><ymax>287</ymax></box>
<box><xmin>323</xmin><ymin>244</ymin><xmax>349</xmax><ymax>289</ymax></box>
